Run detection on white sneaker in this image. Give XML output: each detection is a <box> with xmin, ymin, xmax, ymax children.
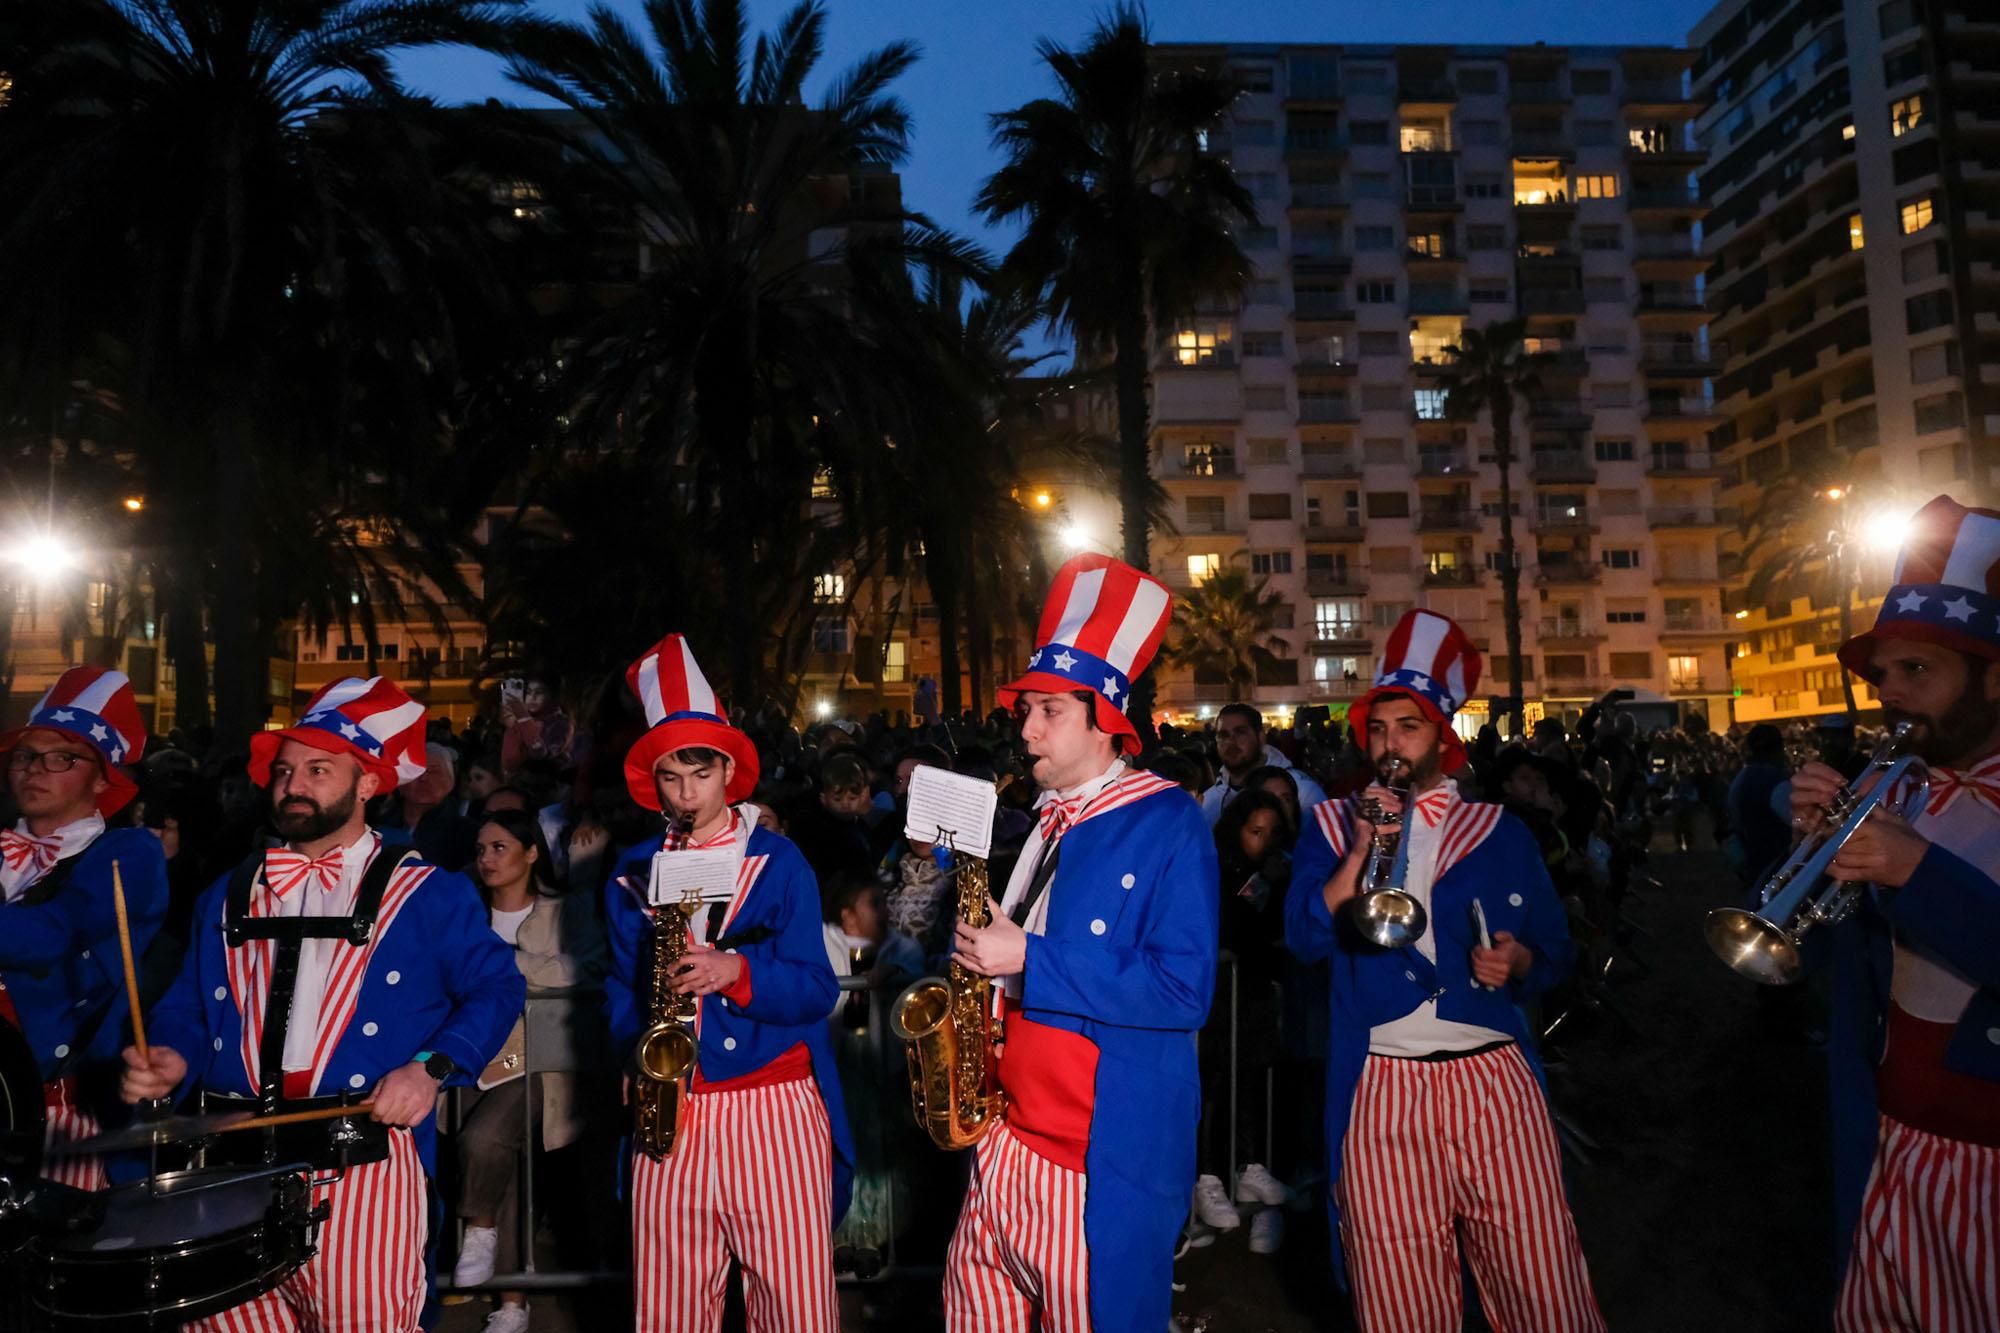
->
<box><xmin>453</xmin><ymin>1226</ymin><xmax>499</xmax><ymax>1288</ymax></box>
<box><xmin>1180</xmin><ymin>1218</ymin><xmax>1217</xmax><ymax>1251</ymax></box>
<box><xmin>484</xmin><ymin>1305</ymin><xmax>529</xmax><ymax>1333</ymax></box>
<box><xmin>1235</xmin><ymin>1163</ymin><xmax>1293</xmax><ymax>1207</ymax></box>
<box><xmin>1191</xmin><ymin>1174</ymin><xmax>1241</xmax><ymax>1230</ymax></box>
<box><xmin>1248</xmin><ymin>1208</ymin><xmax>1284</xmax><ymax>1255</ymax></box>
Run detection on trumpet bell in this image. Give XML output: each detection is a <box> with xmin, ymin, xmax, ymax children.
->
<box><xmin>636</xmin><ymin>1021</ymin><xmax>697</xmax><ymax>1082</ymax></box>
<box><xmin>1704</xmin><ymin>907</ymin><xmax>1804</xmax><ymax>986</ymax></box>
<box><xmin>1351</xmin><ymin>889</ymin><xmax>1428</xmax><ymax>949</ymax></box>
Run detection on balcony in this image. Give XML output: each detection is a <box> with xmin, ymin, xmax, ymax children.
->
<box><xmin>1298</xmin><ymin>401</ymin><xmax>1358</xmax><ymax>425</ymax></box>
<box><xmin>1398</xmin><ymin>78</ymin><xmax>1458</xmax><ymax>105</ymax></box>
<box><xmin>1657</xmin><ymin>565</ymin><xmax>1723</xmax><ymax>587</ymax></box>
<box><xmin>1310</xmin><ymin>628</ymin><xmax>1373</xmax><ymax>652</ymax></box>
<box><xmin>1296</xmin><ymin>354</ymin><xmax>1358</xmax><ymax>376</ymax></box>
<box><xmin>1645</xmin><ymin>395</ymin><xmax>1721</xmax><ymax>423</ymax></box>
<box><xmin>1639</xmin><ymin>340</ymin><xmax>1724</xmax><ymax>374</ymax></box>
<box><xmin>1536</xmin><ymin>560</ymin><xmax>1603</xmax><ymax>585</ymax></box>
<box><xmin>1519</xmin><ymin>289</ymin><xmax>1585</xmax><ymax>316</ymax></box>
<box><xmin>1292</xmin><ymin>291</ymin><xmax>1355</xmax><ymax>322</ymax></box>
<box><xmin>1632</xmin><ymin>234</ymin><xmax>1705</xmax><ymax>264</ymax></box>
<box><xmin>1406</xmin><ymin>185</ymin><xmax>1462</xmax><ymax>211</ymax></box>
<box><xmin>1305</xmin><ymin>519</ymin><xmax>1369</xmax><ymax>542</ymax></box>
<box><xmin>1660</xmin><ymin>614</ymin><xmax>1730</xmax><ymax>635</ymax></box>
<box><xmin>1307</xmin><ymin>678</ymin><xmax>1371</xmax><ymax>699</ymax></box>
<box><xmin>1647</xmin><ymin>506</ymin><xmax>1728</xmax><ymax>529</ymax></box>
<box><xmin>1510</xmin><ymin>132</ymin><xmax>1573</xmax><ymax>157</ymax></box>
<box><xmin>1528</xmin><ymin>399</ymin><xmax>1592</xmax><ymax>428</ymax></box>
<box><xmin>1646</xmin><ymin>448</ymin><xmax>1726</xmax><ymax>476</ymax></box>
<box><xmin>1424</xmin><ymin>565</ymin><xmax>1483</xmax><ymax>587</ymax></box>
<box><xmin>1531</xmin><ymin>506</ymin><xmax>1597</xmax><ymax>533</ymax></box>
<box><xmin>1291</xmin><ymin>238</ymin><xmax>1352</xmax><ymax>272</ymax></box>
<box><xmin>1530</xmin><ymin>450</ymin><xmax>1597</xmax><ymax>483</ymax></box>
<box><xmin>1408</xmin><ymin>289</ymin><xmax>1469</xmax><ymax>315</ymax></box>
<box><xmin>1543</xmin><ymin>676</ymin><xmax>1607</xmax><ymax>697</ymax></box>
<box><xmin>1284</xmin><ymin>128</ymin><xmax>1349</xmax><ymax>160</ymax></box>
<box><xmin>1300</xmin><ymin>453</ymin><xmax>1360</xmax><ymax>479</ymax></box>
<box><xmin>1417</xmin><ymin>507</ymin><xmax>1481</xmax><ymax>532</ymax></box>
<box><xmin>1162</xmin><ymin>449</ymin><xmax>1239</xmax><ymax>479</ymax></box>
<box><xmin>1670</xmin><ymin>676</ymin><xmax>1711</xmax><ymax>694</ymax></box>
<box><xmin>1623</xmin><ymin>78</ymin><xmax>1695</xmax><ymax>106</ymax></box>
<box><xmin>1416</xmin><ymin>451</ymin><xmax>1471</xmax><ymax>477</ymax></box>
<box><xmin>1537</xmin><ymin>619</ymin><xmax>1606</xmax><ymax>643</ymax></box>
<box><xmin>1288</xmin><ymin>182</ymin><xmax>1348</xmax><ymax>212</ymax></box>
<box><xmin>1629</xmin><ymin>186</ymin><xmax>1705</xmax><ymax>212</ymax></box>
<box><xmin>1636</xmin><ymin>289</ymin><xmax>1704</xmax><ymax>314</ymax></box>
<box><xmin>1405</xmin><ymin>243</ymin><xmax>1465</xmax><ymax>266</ymax></box>
<box><xmin>1511</xmin><ymin>79</ymin><xmax>1569</xmax><ymax>103</ymax></box>
<box><xmin>1305</xmin><ymin>571</ymin><xmax>1369</xmax><ymax>597</ymax></box>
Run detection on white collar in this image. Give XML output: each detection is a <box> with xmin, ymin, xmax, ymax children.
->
<box><xmin>1037</xmin><ymin>758</ymin><xmax>1127</xmax><ymax>810</ymax></box>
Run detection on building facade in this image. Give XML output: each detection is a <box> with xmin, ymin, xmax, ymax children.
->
<box><xmin>1694</xmin><ymin>0</ymin><xmax>2000</xmax><ymax>723</ymax></box>
<box><xmin>1148</xmin><ymin>42</ymin><xmax>1728</xmax><ymax>733</ymax></box>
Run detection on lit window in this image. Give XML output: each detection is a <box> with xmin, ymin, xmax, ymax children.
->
<box><xmin>1408</xmin><ymin>232</ymin><xmax>1448</xmax><ymax>257</ymax></box>
<box><xmin>812</xmin><ymin>572</ymin><xmax>846</xmax><ymax>602</ymax></box>
<box><xmin>1848</xmin><ymin>213</ymin><xmax>1864</xmax><ymax>250</ymax></box>
<box><xmin>1511</xmin><ymin>159</ymin><xmax>1568</xmax><ymax>205</ymax></box>
<box><xmin>1900</xmin><ymin>196</ymin><xmax>1934</xmax><ymax>234</ymax></box>
<box><xmin>1891</xmin><ymin>95</ymin><xmax>1924</xmax><ymax>136</ymax></box>
<box><xmin>883</xmin><ymin>640</ymin><xmax>908</xmax><ymax>683</ymax></box>
<box><xmin>1668</xmin><ymin>654</ymin><xmax>1702</xmax><ymax>690</ymax></box>
<box><xmin>1187</xmin><ymin>553</ymin><xmax>1221</xmax><ymax>585</ymax></box>
<box><xmin>811</xmin><ymin>466</ymin><xmax>837</xmax><ymax>499</ymax></box>
<box><xmin>1574</xmin><ymin>174</ymin><xmax>1620</xmax><ymax>199</ymax></box>
<box><xmin>1414</xmin><ymin>388</ymin><xmax>1450</xmax><ymax>420</ymax></box>
<box><xmin>1841</xmin><ymin>123</ymin><xmax>1856</xmax><ymax>141</ymax></box>
<box><xmin>1173</xmin><ymin>319</ymin><xmax>1234</xmax><ymax>366</ymax></box>
<box><xmin>1315</xmin><ymin>599</ymin><xmax>1366</xmax><ymax>640</ymax></box>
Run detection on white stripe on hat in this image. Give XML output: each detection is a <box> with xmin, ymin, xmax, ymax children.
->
<box><xmin>1443</xmin><ymin>654</ymin><xmax>1468</xmax><ymax>709</ymax></box>
<box><xmin>1104</xmin><ymin>578</ymin><xmax>1171</xmax><ymax>674</ymax></box>
<box><xmin>317</xmin><ymin>677</ymin><xmax>378</xmax><ymax>713</ymax></box>
<box><xmin>678</xmin><ymin>637</ymin><xmax>718</xmax><ymax>717</ymax></box>
<box><xmin>361</xmin><ymin>699</ymin><xmax>427</xmax><ymax>747</ymax></box>
<box><xmin>1051</xmin><ymin>567</ymin><xmax>1105</xmax><ymax>648</ymax></box>
<box><xmin>636</xmin><ymin>651</ymin><xmax>666</xmax><ymax>726</ymax></box>
<box><xmin>1939</xmin><ymin>511</ymin><xmax>2000</xmax><ymax>591</ymax></box>
<box><xmin>69</xmin><ymin>670</ymin><xmax>129</xmax><ymax>717</ymax></box>
<box><xmin>1402</xmin><ymin>612</ymin><xmax>1450</xmax><ymax>679</ymax></box>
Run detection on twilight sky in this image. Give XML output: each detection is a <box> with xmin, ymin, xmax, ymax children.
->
<box><xmin>399</xmin><ymin>1</ymin><xmax>1716</xmax><ymax>264</ymax></box>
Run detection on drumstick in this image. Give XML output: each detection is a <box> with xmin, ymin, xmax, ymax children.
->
<box><xmin>111</xmin><ymin>859</ymin><xmax>147</xmax><ymax>1061</ymax></box>
<box><xmin>212</xmin><ymin>1101</ymin><xmax>380</xmax><ymax>1135</ymax></box>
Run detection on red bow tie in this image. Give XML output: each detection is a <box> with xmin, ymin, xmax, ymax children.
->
<box><xmin>1038</xmin><ymin>794</ymin><xmax>1087</xmax><ymax>841</ymax></box>
<box><xmin>1413</xmin><ymin>788</ymin><xmax>1452</xmax><ymax>828</ymax></box>
<box><xmin>264</xmin><ymin>848</ymin><xmax>344</xmax><ymax>897</ymax></box>
<box><xmin>0</xmin><ymin>829</ymin><xmax>61</xmax><ymax>875</ymax></box>
<box><xmin>1925</xmin><ymin>760</ymin><xmax>2000</xmax><ymax>818</ymax></box>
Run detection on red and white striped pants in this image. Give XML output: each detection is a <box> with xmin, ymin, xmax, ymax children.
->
<box><xmin>630</xmin><ymin>1078</ymin><xmax>836</xmax><ymax>1333</ymax></box>
<box><xmin>944</xmin><ymin>1121</ymin><xmax>1090</xmax><ymax>1333</ymax></box>
<box><xmin>1339</xmin><ymin>1045</ymin><xmax>1604</xmax><ymax>1333</ymax></box>
<box><xmin>186</xmin><ymin>1130</ymin><xmax>427</xmax><ymax>1333</ymax></box>
<box><xmin>1836</xmin><ymin>1114</ymin><xmax>2000</xmax><ymax>1332</ymax></box>
<box><xmin>43</xmin><ymin>1101</ymin><xmax>106</xmax><ymax>1192</ymax></box>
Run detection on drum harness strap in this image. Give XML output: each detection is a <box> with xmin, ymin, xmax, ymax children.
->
<box><xmin>223</xmin><ymin>847</ymin><xmax>415</xmax><ymax>1114</ymax></box>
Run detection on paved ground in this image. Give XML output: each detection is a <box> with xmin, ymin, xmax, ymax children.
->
<box><xmin>442</xmin><ymin>830</ymin><xmax>1841</xmax><ymax>1332</ymax></box>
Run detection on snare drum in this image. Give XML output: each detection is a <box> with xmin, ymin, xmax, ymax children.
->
<box><xmin>30</xmin><ymin>1165</ymin><xmax>320</xmax><ymax>1330</ymax></box>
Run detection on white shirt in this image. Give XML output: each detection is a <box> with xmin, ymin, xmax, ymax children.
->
<box><xmin>272</xmin><ymin>829</ymin><xmax>381</xmax><ymax>1074</ymax></box>
<box><xmin>1366</xmin><ymin>780</ymin><xmax>1513</xmax><ymax>1058</ymax></box>
<box><xmin>490</xmin><ymin>902</ymin><xmax>534</xmax><ymax>947</ymax></box>
<box><xmin>995</xmin><ymin>759</ymin><xmax>1128</xmax><ymax>1000</ymax></box>
<box><xmin>1892</xmin><ymin>767</ymin><xmax>2000</xmax><ymax>1023</ymax></box>
<box><xmin>0</xmin><ymin>811</ymin><xmax>105</xmax><ymax>902</ymax></box>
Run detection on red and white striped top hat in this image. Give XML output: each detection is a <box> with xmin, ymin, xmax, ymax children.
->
<box><xmin>0</xmin><ymin>665</ymin><xmax>148</xmax><ymax>813</ymax></box>
<box><xmin>248</xmin><ymin>676</ymin><xmax>430</xmax><ymax>791</ymax></box>
<box><xmin>1350</xmin><ymin>610</ymin><xmax>1483</xmax><ymax>773</ymax></box>
<box><xmin>622</xmin><ymin>634</ymin><xmax>760</xmax><ymax>809</ymax></box>
<box><xmin>996</xmin><ymin>554</ymin><xmax>1174</xmax><ymax>755</ymax></box>
<box><xmin>1840</xmin><ymin>494</ymin><xmax>2000</xmax><ymax>679</ymax></box>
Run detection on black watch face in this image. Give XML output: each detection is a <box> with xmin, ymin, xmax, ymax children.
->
<box><xmin>426</xmin><ymin>1055</ymin><xmax>453</xmax><ymax>1079</ymax></box>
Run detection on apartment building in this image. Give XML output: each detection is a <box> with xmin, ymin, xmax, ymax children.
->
<box><xmin>1694</xmin><ymin>0</ymin><xmax>2000</xmax><ymax>723</ymax></box>
<box><xmin>1148</xmin><ymin>42</ymin><xmax>1730</xmax><ymax>733</ymax></box>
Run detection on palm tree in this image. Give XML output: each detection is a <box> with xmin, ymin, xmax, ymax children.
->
<box><xmin>1736</xmin><ymin>453</ymin><xmax>1867</xmax><ymax>726</ymax></box>
<box><xmin>1437</xmin><ymin>319</ymin><xmax>1551</xmax><ymax>738</ymax></box>
<box><xmin>977</xmin><ymin>3</ymin><xmax>1255</xmax><ymax>739</ymax></box>
<box><xmin>0</xmin><ymin>0</ymin><xmax>521</xmax><ymax>745</ymax></box>
<box><xmin>1161</xmin><ymin>563</ymin><xmax>1289</xmax><ymax>699</ymax></box>
<box><xmin>497</xmin><ymin>0</ymin><xmax>978</xmax><ymax>707</ymax></box>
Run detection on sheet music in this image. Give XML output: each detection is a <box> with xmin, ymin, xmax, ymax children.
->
<box><xmin>904</xmin><ymin>764</ymin><xmax>998</xmax><ymax>860</ymax></box>
<box><xmin>647</xmin><ymin>847</ymin><xmax>740</xmax><ymax>906</ymax></box>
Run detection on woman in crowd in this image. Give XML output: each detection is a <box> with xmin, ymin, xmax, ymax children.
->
<box><xmin>1191</xmin><ymin>789</ymin><xmax>1298</xmax><ymax>1253</ymax></box>
<box><xmin>452</xmin><ymin>807</ymin><xmax>608</xmax><ymax>1333</ymax></box>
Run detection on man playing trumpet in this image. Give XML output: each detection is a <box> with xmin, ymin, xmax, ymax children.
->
<box><xmin>1790</xmin><ymin>495</ymin><xmax>2000</xmax><ymax>1333</ymax></box>
<box><xmin>1286</xmin><ymin>609</ymin><xmax>1602</xmax><ymax>1331</ymax></box>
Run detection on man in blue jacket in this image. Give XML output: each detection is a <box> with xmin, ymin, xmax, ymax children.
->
<box><xmin>121</xmin><ymin>675</ymin><xmax>523</xmax><ymax>1333</ymax></box>
<box><xmin>1785</xmin><ymin>494</ymin><xmax>2000</xmax><ymax>1333</ymax></box>
<box><xmin>604</xmin><ymin>632</ymin><xmax>852</xmax><ymax>1333</ymax></box>
<box><xmin>946</xmin><ymin>553</ymin><xmax>1218</xmax><ymax>1333</ymax></box>
<box><xmin>1286</xmin><ymin>609</ymin><xmax>1602</xmax><ymax>1332</ymax></box>
<box><xmin>0</xmin><ymin>665</ymin><xmax>167</xmax><ymax>1190</ymax></box>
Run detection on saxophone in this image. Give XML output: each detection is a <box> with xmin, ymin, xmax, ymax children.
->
<box><xmin>633</xmin><ymin>812</ymin><xmax>699</xmax><ymax>1160</ymax></box>
<box><xmin>890</xmin><ymin>844</ymin><xmax>1006</xmax><ymax>1151</ymax></box>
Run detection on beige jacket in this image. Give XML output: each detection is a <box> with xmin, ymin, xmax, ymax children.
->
<box><xmin>479</xmin><ymin>890</ymin><xmax>608</xmax><ymax>1151</ymax></box>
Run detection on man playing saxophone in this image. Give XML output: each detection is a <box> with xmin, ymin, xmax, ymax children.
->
<box><xmin>1788</xmin><ymin>496</ymin><xmax>2000</xmax><ymax>1333</ymax></box>
<box><xmin>945</xmin><ymin>554</ymin><xmax>1218</xmax><ymax>1333</ymax></box>
<box><xmin>1285</xmin><ymin>609</ymin><xmax>1602</xmax><ymax>1332</ymax></box>
<box><xmin>602</xmin><ymin>633</ymin><xmax>851</xmax><ymax>1332</ymax></box>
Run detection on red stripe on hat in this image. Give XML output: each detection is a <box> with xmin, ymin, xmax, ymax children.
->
<box><xmin>1070</xmin><ymin>560</ymin><xmax>1139</xmax><ymax>660</ymax></box>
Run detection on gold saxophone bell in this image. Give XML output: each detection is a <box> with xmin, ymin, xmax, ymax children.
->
<box><xmin>633</xmin><ymin>813</ymin><xmax>701</xmax><ymax>1159</ymax></box>
<box><xmin>892</xmin><ymin>842</ymin><xmax>1006</xmax><ymax>1151</ymax></box>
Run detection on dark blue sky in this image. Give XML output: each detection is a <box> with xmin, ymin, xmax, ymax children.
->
<box><xmin>401</xmin><ymin>2</ymin><xmax>1713</xmax><ymax>262</ymax></box>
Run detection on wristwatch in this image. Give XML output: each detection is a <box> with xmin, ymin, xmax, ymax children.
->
<box><xmin>414</xmin><ymin>1050</ymin><xmax>458</xmax><ymax>1083</ymax></box>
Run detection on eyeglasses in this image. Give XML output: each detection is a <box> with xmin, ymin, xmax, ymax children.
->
<box><xmin>7</xmin><ymin>748</ymin><xmax>97</xmax><ymax>774</ymax></box>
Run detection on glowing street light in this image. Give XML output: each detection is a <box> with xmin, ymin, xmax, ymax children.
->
<box><xmin>1862</xmin><ymin>508</ymin><xmax>1912</xmax><ymax>555</ymax></box>
<box><xmin>813</xmin><ymin>699</ymin><xmax>832</xmax><ymax>720</ymax></box>
<box><xmin>122</xmin><ymin>496</ymin><xmax>145</xmax><ymax>513</ymax></box>
<box><xmin>4</xmin><ymin>531</ymin><xmax>80</xmax><ymax>580</ymax></box>
<box><xmin>1032</xmin><ymin>491</ymin><xmax>1052</xmax><ymax>508</ymax></box>
<box><xmin>1060</xmin><ymin>522</ymin><xmax>1092</xmax><ymax>552</ymax></box>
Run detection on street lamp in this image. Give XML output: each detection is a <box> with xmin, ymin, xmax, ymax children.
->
<box><xmin>1060</xmin><ymin>522</ymin><xmax>1093</xmax><ymax>552</ymax></box>
<box><xmin>122</xmin><ymin>496</ymin><xmax>145</xmax><ymax>513</ymax></box>
<box><xmin>1862</xmin><ymin>507</ymin><xmax>1913</xmax><ymax>555</ymax></box>
<box><xmin>3</xmin><ymin>530</ymin><xmax>80</xmax><ymax>581</ymax></box>
<box><xmin>813</xmin><ymin>699</ymin><xmax>832</xmax><ymax>720</ymax></box>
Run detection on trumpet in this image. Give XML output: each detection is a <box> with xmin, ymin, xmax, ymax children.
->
<box><xmin>1347</xmin><ymin>757</ymin><xmax>1428</xmax><ymax>949</ymax></box>
<box><xmin>1704</xmin><ymin>721</ymin><xmax>1929</xmax><ymax>986</ymax></box>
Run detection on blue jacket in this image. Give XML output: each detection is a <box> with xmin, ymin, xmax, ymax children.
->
<box><xmin>0</xmin><ymin>828</ymin><xmax>168</xmax><ymax>1110</ymax></box>
<box><xmin>603</xmin><ymin>823</ymin><xmax>856</xmax><ymax>1223</ymax></box>
<box><xmin>1008</xmin><ymin>783</ymin><xmax>1219</xmax><ymax>1333</ymax></box>
<box><xmin>1823</xmin><ymin>841</ymin><xmax>2000</xmax><ymax>1288</ymax></box>
<box><xmin>145</xmin><ymin>846</ymin><xmax>524</xmax><ymax>1177</ymax></box>
<box><xmin>1286</xmin><ymin>792</ymin><xmax>1576</xmax><ymax>1285</ymax></box>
